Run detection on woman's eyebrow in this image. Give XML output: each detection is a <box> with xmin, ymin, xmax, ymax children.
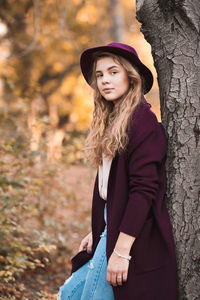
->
<box><xmin>108</xmin><ymin>65</ymin><xmax>119</xmax><ymax>70</ymax></box>
<box><xmin>96</xmin><ymin>65</ymin><xmax>119</xmax><ymax>73</ymax></box>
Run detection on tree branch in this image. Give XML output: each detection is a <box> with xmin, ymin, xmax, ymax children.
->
<box><xmin>9</xmin><ymin>0</ymin><xmax>40</xmax><ymax>58</ymax></box>
<box><xmin>39</xmin><ymin>62</ymin><xmax>79</xmax><ymax>98</ymax></box>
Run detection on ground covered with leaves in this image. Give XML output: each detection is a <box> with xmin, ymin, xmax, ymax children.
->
<box><xmin>0</xmin><ymin>144</ymin><xmax>96</xmax><ymax>299</ymax></box>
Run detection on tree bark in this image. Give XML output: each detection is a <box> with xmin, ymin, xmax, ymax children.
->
<box><xmin>136</xmin><ymin>1</ymin><xmax>200</xmax><ymax>299</ymax></box>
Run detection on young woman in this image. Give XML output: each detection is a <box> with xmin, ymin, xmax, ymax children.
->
<box><xmin>57</xmin><ymin>42</ymin><xmax>178</xmax><ymax>300</ymax></box>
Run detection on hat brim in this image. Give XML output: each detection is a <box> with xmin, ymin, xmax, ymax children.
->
<box><xmin>80</xmin><ymin>45</ymin><xmax>153</xmax><ymax>94</ymax></box>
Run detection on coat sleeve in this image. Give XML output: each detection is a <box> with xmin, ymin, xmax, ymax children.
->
<box><xmin>118</xmin><ymin>109</ymin><xmax>167</xmax><ymax>238</ymax></box>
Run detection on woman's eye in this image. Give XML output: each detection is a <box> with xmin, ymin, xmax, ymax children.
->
<box><xmin>111</xmin><ymin>71</ymin><xmax>117</xmax><ymax>75</ymax></box>
<box><xmin>96</xmin><ymin>74</ymin><xmax>102</xmax><ymax>78</ymax></box>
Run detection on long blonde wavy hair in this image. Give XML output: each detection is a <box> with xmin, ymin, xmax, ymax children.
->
<box><xmin>83</xmin><ymin>51</ymin><xmax>144</xmax><ymax>167</ymax></box>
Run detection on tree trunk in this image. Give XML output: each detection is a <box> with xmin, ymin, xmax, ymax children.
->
<box><xmin>46</xmin><ymin>128</ymin><xmax>65</xmax><ymax>162</ymax></box>
<box><xmin>136</xmin><ymin>1</ymin><xmax>200</xmax><ymax>299</ymax></box>
<box><xmin>46</xmin><ymin>100</ymin><xmax>65</xmax><ymax>162</ymax></box>
<box><xmin>27</xmin><ymin>97</ymin><xmax>43</xmax><ymax>162</ymax></box>
<box><xmin>109</xmin><ymin>0</ymin><xmax>125</xmax><ymax>42</ymax></box>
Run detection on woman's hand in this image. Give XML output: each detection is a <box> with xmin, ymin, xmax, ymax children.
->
<box><xmin>107</xmin><ymin>251</ymin><xmax>130</xmax><ymax>286</ymax></box>
<box><xmin>78</xmin><ymin>231</ymin><xmax>93</xmax><ymax>253</ymax></box>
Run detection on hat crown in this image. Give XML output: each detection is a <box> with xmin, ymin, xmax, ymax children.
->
<box><xmin>106</xmin><ymin>42</ymin><xmax>139</xmax><ymax>58</ymax></box>
<box><xmin>80</xmin><ymin>42</ymin><xmax>153</xmax><ymax>94</ymax></box>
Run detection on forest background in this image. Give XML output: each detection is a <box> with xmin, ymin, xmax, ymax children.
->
<box><xmin>0</xmin><ymin>0</ymin><xmax>160</xmax><ymax>299</ymax></box>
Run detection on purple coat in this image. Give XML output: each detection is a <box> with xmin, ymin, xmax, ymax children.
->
<box><xmin>71</xmin><ymin>100</ymin><xmax>178</xmax><ymax>300</ymax></box>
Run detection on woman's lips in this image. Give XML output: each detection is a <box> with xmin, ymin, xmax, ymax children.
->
<box><xmin>103</xmin><ymin>88</ymin><xmax>114</xmax><ymax>93</ymax></box>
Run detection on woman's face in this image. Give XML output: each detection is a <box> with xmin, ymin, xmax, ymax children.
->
<box><xmin>95</xmin><ymin>56</ymin><xmax>129</xmax><ymax>102</ymax></box>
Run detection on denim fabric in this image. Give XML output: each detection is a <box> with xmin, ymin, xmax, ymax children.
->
<box><xmin>57</xmin><ymin>202</ymin><xmax>114</xmax><ymax>300</ymax></box>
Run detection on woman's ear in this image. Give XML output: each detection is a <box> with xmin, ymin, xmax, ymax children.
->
<box><xmin>130</xmin><ymin>78</ymin><xmax>133</xmax><ymax>85</ymax></box>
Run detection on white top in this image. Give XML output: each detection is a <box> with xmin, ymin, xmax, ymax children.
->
<box><xmin>98</xmin><ymin>153</ymin><xmax>113</xmax><ymax>201</ymax></box>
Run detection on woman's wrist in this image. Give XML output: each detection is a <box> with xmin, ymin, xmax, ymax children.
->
<box><xmin>114</xmin><ymin>232</ymin><xmax>136</xmax><ymax>255</ymax></box>
<box><xmin>114</xmin><ymin>245</ymin><xmax>131</xmax><ymax>256</ymax></box>
<box><xmin>113</xmin><ymin>248</ymin><xmax>132</xmax><ymax>261</ymax></box>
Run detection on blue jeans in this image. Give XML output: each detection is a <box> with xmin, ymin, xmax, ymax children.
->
<box><xmin>57</xmin><ymin>202</ymin><xmax>114</xmax><ymax>300</ymax></box>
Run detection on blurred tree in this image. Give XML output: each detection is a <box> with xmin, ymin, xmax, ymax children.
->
<box><xmin>109</xmin><ymin>0</ymin><xmax>125</xmax><ymax>42</ymax></box>
<box><xmin>0</xmin><ymin>0</ymin><xmax>158</xmax><ymax>162</ymax></box>
<box><xmin>0</xmin><ymin>0</ymin><xmax>126</xmax><ymax>161</ymax></box>
<box><xmin>136</xmin><ymin>0</ymin><xmax>200</xmax><ymax>299</ymax></box>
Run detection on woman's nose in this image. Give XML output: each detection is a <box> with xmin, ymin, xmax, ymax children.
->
<box><xmin>102</xmin><ymin>74</ymin><xmax>110</xmax><ymax>84</ymax></box>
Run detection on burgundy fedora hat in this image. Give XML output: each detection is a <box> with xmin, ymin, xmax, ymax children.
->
<box><xmin>80</xmin><ymin>42</ymin><xmax>153</xmax><ymax>94</ymax></box>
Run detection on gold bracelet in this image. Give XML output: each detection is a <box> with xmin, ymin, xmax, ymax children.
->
<box><xmin>113</xmin><ymin>249</ymin><xmax>132</xmax><ymax>261</ymax></box>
